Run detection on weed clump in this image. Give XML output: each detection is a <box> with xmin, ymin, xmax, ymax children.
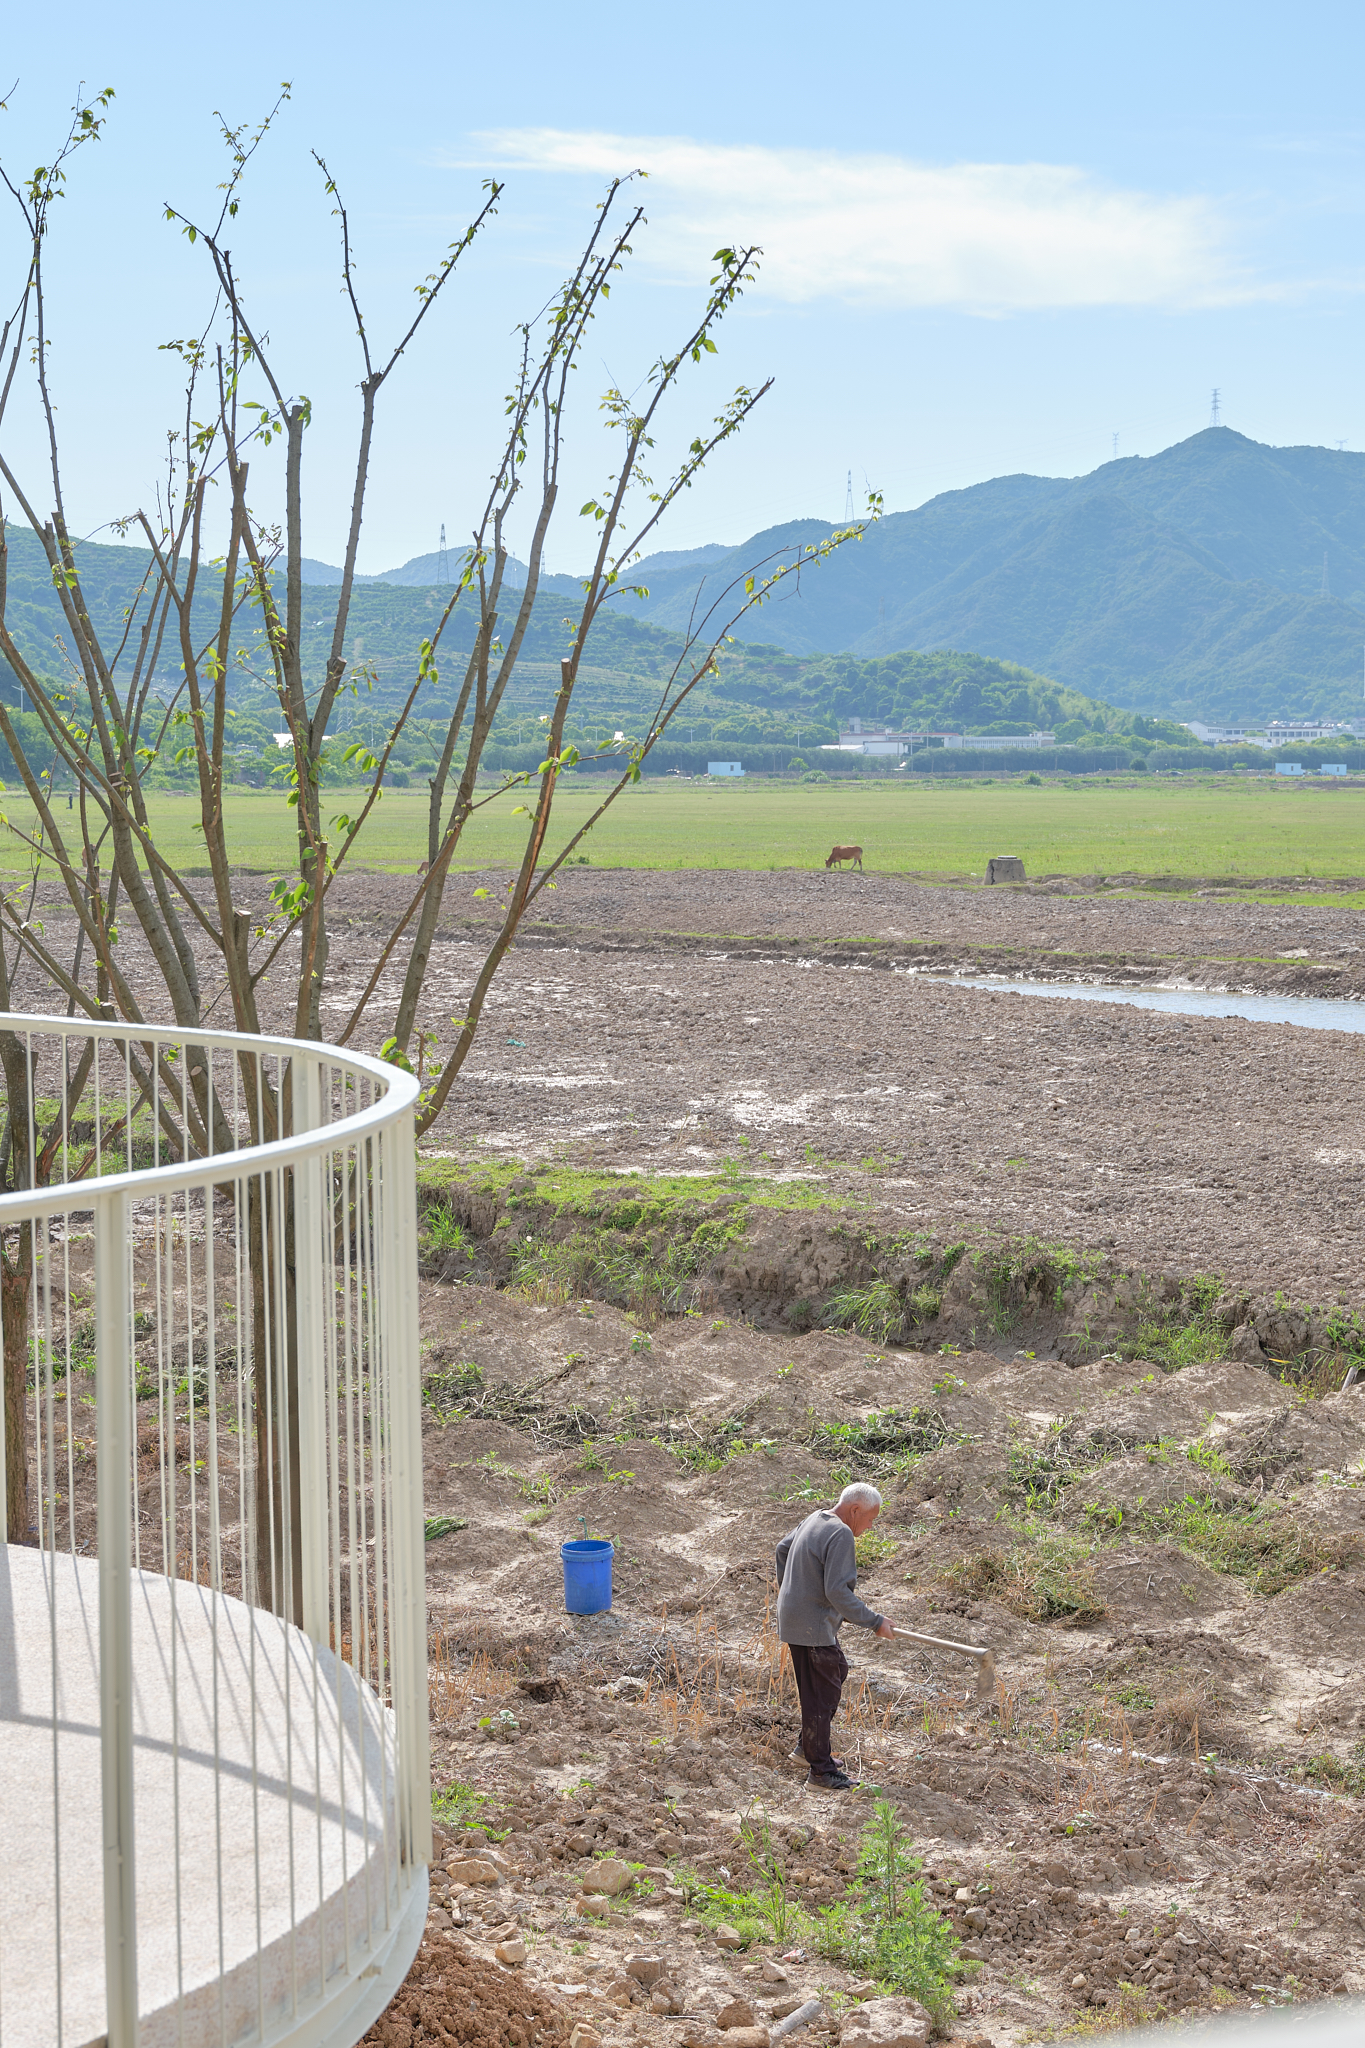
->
<box><xmin>1142</xmin><ymin>1495</ymin><xmax>1359</xmax><ymax>1595</ymax></box>
<box><xmin>685</xmin><ymin>1802</ymin><xmax>960</xmax><ymax>2030</ymax></box>
<box><xmin>949</xmin><ymin>1527</ymin><xmax>1107</xmax><ymax>1625</ymax></box>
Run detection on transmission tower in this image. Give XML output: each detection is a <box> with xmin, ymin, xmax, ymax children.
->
<box><xmin>1321</xmin><ymin>552</ymin><xmax>1331</xmax><ymax>599</ymax></box>
<box><xmin>1112</xmin><ymin>432</ymin><xmax>1119</xmax><ymax>461</ymax></box>
<box><xmin>844</xmin><ymin>470</ymin><xmax>854</xmax><ymax>523</ymax></box>
<box><xmin>1209</xmin><ymin>388</ymin><xmax>1221</xmax><ymax>428</ymax></box>
<box><xmin>437</xmin><ymin>522</ymin><xmax>450</xmax><ymax>587</ymax></box>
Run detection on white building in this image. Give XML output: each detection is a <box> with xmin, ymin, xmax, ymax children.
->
<box><xmin>941</xmin><ymin>730</ymin><xmax>1056</xmax><ymax>751</ymax></box>
<box><xmin>707</xmin><ymin>760</ymin><xmax>744</xmax><ymax>776</ymax></box>
<box><xmin>1182</xmin><ymin>721</ymin><xmax>1267</xmax><ymax>746</ymax></box>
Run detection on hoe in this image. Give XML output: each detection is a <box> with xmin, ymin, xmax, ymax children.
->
<box><xmin>887</xmin><ymin>1624</ymin><xmax>997</xmax><ymax>1698</ymax></box>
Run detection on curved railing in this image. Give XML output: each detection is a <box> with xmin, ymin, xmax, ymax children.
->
<box><xmin>0</xmin><ymin>1015</ymin><xmax>429</xmax><ymax>2047</ymax></box>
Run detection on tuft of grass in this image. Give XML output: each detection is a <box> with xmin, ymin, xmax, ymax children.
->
<box><xmin>950</xmin><ymin>1525</ymin><xmax>1107</xmax><ymax>1626</ymax></box>
<box><xmin>423</xmin><ymin>1360</ymin><xmax>485</xmax><ymax>1418</ymax></box>
<box><xmin>421</xmin><ymin>1207</ymin><xmax>478</xmax><ymax>1261</ymax></box>
<box><xmin>424</xmin><ymin>1514</ymin><xmax>469</xmax><ymax>1541</ymax></box>
<box><xmin>1299</xmin><ymin>1747</ymin><xmax>1365</xmax><ymax>1795</ymax></box>
<box><xmin>854</xmin><ymin>1529</ymin><xmax>900</xmax><ymax>1570</ymax></box>
<box><xmin>823</xmin><ymin>1281</ymin><xmax>906</xmax><ymax>1346</ymax></box>
<box><xmin>1143</xmin><ymin>1493</ymin><xmax>1359</xmax><ymax>1595</ymax></box>
<box><xmin>809</xmin><ymin>1406</ymin><xmax>962</xmax><ymax>1475</ymax></box>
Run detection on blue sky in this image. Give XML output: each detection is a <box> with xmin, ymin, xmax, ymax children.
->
<box><xmin>2</xmin><ymin>1</ymin><xmax>1364</xmax><ymax>573</ymax></box>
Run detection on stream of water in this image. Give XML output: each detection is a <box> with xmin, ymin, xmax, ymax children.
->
<box><xmin>933</xmin><ymin>975</ymin><xmax>1365</xmax><ymax>1034</ymax></box>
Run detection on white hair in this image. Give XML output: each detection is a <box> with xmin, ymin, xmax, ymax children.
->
<box><xmin>837</xmin><ymin>1483</ymin><xmax>883</xmax><ymax>1511</ymax></box>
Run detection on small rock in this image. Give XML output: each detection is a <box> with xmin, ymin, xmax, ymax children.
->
<box><xmin>627</xmin><ymin>1956</ymin><xmax>667</xmax><ymax>1988</ymax></box>
<box><xmin>607</xmin><ymin>1979</ymin><xmax>636</xmax><ymax>2007</ymax></box>
<box><xmin>715</xmin><ymin>1925</ymin><xmax>744</xmax><ymax>1951</ymax></box>
<box><xmin>582</xmin><ymin>1858</ymin><xmax>635</xmax><ymax>1897</ymax></box>
<box><xmin>770</xmin><ymin>1997</ymin><xmax>808</xmax><ymax>2021</ymax></box>
<box><xmin>681</xmin><ymin>1918</ymin><xmax>704</xmax><ymax>1934</ymax></box>
<box><xmin>718</xmin><ymin>1999</ymin><xmax>758</xmax><ymax>2029</ymax></box>
<box><xmin>761</xmin><ymin>1962</ymin><xmax>789</xmax><ymax>1985</ymax></box>
<box><xmin>849</xmin><ymin>1985</ymin><xmax>879</xmax><ymax>2003</ymax></box>
<box><xmin>1071</xmin><ymin>1974</ymin><xmax>1087</xmax><ymax>1990</ymax></box>
<box><xmin>840</xmin><ymin>1997</ymin><xmax>930</xmax><ymax>2048</ymax></box>
<box><xmin>428</xmin><ymin>1907</ymin><xmax>453</xmax><ymax>1931</ymax></box>
<box><xmin>953</xmin><ymin>1888</ymin><xmax>972</xmax><ymax>1904</ymax></box>
<box><xmin>578</xmin><ymin>1897</ymin><xmax>611</xmax><ymax>1920</ymax></box>
<box><xmin>447</xmin><ymin>1858</ymin><xmax>501</xmax><ymax>1886</ymax></box>
<box><xmin>570</xmin><ymin>2029</ymin><xmax>602</xmax><ymax>2048</ymax></box>
<box><xmin>652</xmin><ymin>1984</ymin><xmax>683</xmax><ymax>2015</ymax></box>
<box><xmin>1050</xmin><ymin>1887</ymin><xmax>1078</xmax><ymax>1910</ymax></box>
<box><xmin>963</xmin><ymin>1907</ymin><xmax>988</xmax><ymax>1931</ymax></box>
<box><xmin>496</xmin><ymin>1938</ymin><xmax>527</xmax><ymax>1966</ymax></box>
<box><xmin>719</xmin><ymin>2031</ymin><xmax>769</xmax><ymax>2048</ymax></box>
<box><xmin>958</xmin><ymin>1945</ymin><xmax>985</xmax><ymax>1963</ymax></box>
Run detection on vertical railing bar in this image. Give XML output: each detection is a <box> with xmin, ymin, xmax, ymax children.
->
<box><xmin>370</xmin><ymin>1127</ymin><xmax>398</xmax><ymax>1911</ymax></box>
<box><xmin>96</xmin><ymin>1184</ymin><xmax>137</xmax><ymax>2048</ymax></box>
<box><xmin>267</xmin><ymin>1146</ymin><xmax>299</xmax><ymax>2018</ymax></box>
<box><xmin>62</xmin><ymin>1056</ymin><xmax>76</xmax><ymax>1554</ymax></box>
<box><xmin>43</xmin><ymin>1198</ymin><xmax>66</xmax><ymax>2048</ymax></box>
<box><xmin>202</xmin><ymin>1061</ymin><xmax>228</xmax><ymax>2048</ymax></box>
<box><xmin>185</xmin><ymin>1179</ymin><xmax>198</xmax><ymax>1588</ymax></box>
<box><xmin>390</xmin><ymin>1103</ymin><xmax>432</xmax><ymax>1876</ymax></box>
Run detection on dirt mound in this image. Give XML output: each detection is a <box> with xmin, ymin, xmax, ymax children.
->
<box><xmin>364</xmin><ymin>1940</ymin><xmax>569</xmax><ymax>2048</ymax></box>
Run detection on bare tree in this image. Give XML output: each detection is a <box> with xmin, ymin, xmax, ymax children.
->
<box><xmin>0</xmin><ymin>87</ymin><xmax>875</xmax><ymax>1559</ymax></box>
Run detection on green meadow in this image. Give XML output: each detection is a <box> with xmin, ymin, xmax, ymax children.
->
<box><xmin>6</xmin><ymin>774</ymin><xmax>1364</xmax><ymax>892</ymax></box>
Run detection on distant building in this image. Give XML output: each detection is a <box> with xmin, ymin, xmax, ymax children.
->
<box><xmin>707</xmin><ymin>761</ymin><xmax>744</xmax><ymax>777</ymax></box>
<box><xmin>941</xmin><ymin>731</ymin><xmax>1056</xmax><ymax>751</ymax></box>
<box><xmin>1266</xmin><ymin>719</ymin><xmax>1360</xmax><ymax>744</ymax></box>
<box><xmin>1320</xmin><ymin>763</ymin><xmax>1348</xmax><ymax>776</ymax></box>
<box><xmin>827</xmin><ymin>721</ymin><xmax>921</xmax><ymax>756</ymax></box>
<box><xmin>1188</xmin><ymin>716</ymin><xmax>1363</xmax><ymax>748</ymax></box>
<box><xmin>1182</xmin><ymin>721</ymin><xmax>1267</xmax><ymax>746</ymax></box>
<box><xmin>1275</xmin><ymin>763</ymin><xmax>1305</xmax><ymax>776</ymax></box>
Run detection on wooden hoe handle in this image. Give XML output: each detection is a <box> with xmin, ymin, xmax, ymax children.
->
<box><xmin>888</xmin><ymin>1625</ymin><xmax>997</xmax><ymax>1696</ymax></box>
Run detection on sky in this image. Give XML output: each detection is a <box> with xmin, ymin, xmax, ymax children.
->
<box><xmin>2</xmin><ymin>1</ymin><xmax>1364</xmax><ymax>574</ymax></box>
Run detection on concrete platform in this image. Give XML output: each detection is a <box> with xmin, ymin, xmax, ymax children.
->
<box><xmin>0</xmin><ymin>1545</ymin><xmax>424</xmax><ymax>2047</ymax></box>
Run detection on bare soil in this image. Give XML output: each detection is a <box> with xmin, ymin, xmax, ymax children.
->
<box><xmin>370</xmin><ymin>1278</ymin><xmax>1365</xmax><ymax>2048</ymax></box>
<box><xmin>362</xmin><ymin>868</ymin><xmax>1365</xmax><ymax>2043</ymax></box>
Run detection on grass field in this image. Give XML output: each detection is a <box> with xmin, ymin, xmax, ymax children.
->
<box><xmin>6</xmin><ymin>774</ymin><xmax>1365</xmax><ymax>889</ymax></box>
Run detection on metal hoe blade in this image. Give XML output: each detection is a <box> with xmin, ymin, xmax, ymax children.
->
<box><xmin>889</xmin><ymin>1625</ymin><xmax>997</xmax><ymax>1698</ymax></box>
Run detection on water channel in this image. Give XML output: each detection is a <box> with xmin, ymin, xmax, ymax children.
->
<box><xmin>931</xmin><ymin>975</ymin><xmax>1365</xmax><ymax>1034</ymax></box>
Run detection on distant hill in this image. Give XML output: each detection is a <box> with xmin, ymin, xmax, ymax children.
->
<box><xmin>616</xmin><ymin>431</ymin><xmax>1365</xmax><ymax>723</ymax></box>
<box><xmin>0</xmin><ymin>528</ymin><xmax>1134</xmax><ymax>763</ymax></box>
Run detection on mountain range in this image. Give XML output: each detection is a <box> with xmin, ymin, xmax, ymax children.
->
<box><xmin>312</xmin><ymin>429</ymin><xmax>1365</xmax><ymax>724</ymax></box>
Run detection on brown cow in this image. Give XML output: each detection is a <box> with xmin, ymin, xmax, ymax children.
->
<box><xmin>824</xmin><ymin>844</ymin><xmax>863</xmax><ymax>870</ymax></box>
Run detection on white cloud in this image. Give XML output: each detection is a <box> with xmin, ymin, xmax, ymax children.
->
<box><xmin>450</xmin><ymin>129</ymin><xmax>1254</xmax><ymax>313</ymax></box>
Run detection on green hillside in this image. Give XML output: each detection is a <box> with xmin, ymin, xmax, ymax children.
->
<box><xmin>0</xmin><ymin>528</ymin><xmax>1144</xmax><ymax>783</ymax></box>
<box><xmin>618</xmin><ymin>431</ymin><xmax>1365</xmax><ymax>723</ymax></box>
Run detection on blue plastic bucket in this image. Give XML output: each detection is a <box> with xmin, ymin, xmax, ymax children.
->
<box><xmin>561</xmin><ymin>1538</ymin><xmax>614</xmax><ymax>1615</ymax></box>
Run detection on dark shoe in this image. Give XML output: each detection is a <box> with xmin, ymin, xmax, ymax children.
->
<box><xmin>791</xmin><ymin>1744</ymin><xmax>844</xmax><ymax>1766</ymax></box>
<box><xmin>809</xmin><ymin>1769</ymin><xmax>855</xmax><ymax>1791</ymax></box>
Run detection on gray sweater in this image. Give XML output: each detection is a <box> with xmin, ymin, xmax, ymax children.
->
<box><xmin>775</xmin><ymin>1510</ymin><xmax>885</xmax><ymax>1646</ymax></box>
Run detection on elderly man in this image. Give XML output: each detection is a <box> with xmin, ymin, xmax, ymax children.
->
<box><xmin>775</xmin><ymin>1481</ymin><xmax>894</xmax><ymax>1791</ymax></box>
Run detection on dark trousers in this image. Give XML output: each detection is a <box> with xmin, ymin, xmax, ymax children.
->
<box><xmin>788</xmin><ymin>1642</ymin><xmax>848</xmax><ymax>1776</ymax></box>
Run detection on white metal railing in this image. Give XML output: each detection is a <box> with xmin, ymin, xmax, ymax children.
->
<box><xmin>0</xmin><ymin>1015</ymin><xmax>430</xmax><ymax>2048</ymax></box>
